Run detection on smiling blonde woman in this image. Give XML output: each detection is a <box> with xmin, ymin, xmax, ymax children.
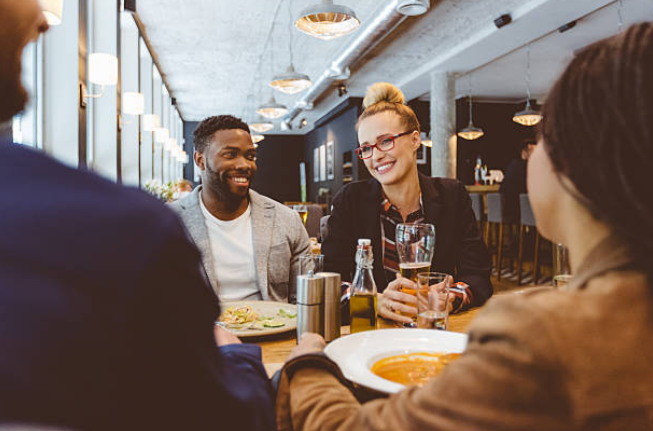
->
<box><xmin>322</xmin><ymin>82</ymin><xmax>492</xmax><ymax>323</ymax></box>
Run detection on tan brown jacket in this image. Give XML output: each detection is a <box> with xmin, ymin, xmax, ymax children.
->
<box><xmin>277</xmin><ymin>236</ymin><xmax>653</xmax><ymax>430</ymax></box>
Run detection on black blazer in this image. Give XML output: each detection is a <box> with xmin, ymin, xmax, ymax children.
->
<box><xmin>0</xmin><ymin>140</ymin><xmax>275</xmax><ymax>430</ymax></box>
<box><xmin>322</xmin><ymin>173</ymin><xmax>493</xmax><ymax>308</ymax></box>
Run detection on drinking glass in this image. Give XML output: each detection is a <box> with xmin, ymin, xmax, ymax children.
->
<box><xmin>395</xmin><ymin>223</ymin><xmax>436</xmax><ymax>326</ymax></box>
<box><xmin>293</xmin><ymin>204</ymin><xmax>308</xmax><ymax>225</ymax></box>
<box><xmin>416</xmin><ymin>272</ymin><xmax>452</xmax><ymax>330</ymax></box>
<box><xmin>300</xmin><ymin>253</ymin><xmax>324</xmax><ymax>275</ymax></box>
<box><xmin>552</xmin><ymin>243</ymin><xmax>572</xmax><ymax>289</ymax></box>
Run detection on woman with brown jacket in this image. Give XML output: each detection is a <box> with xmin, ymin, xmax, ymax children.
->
<box><xmin>277</xmin><ymin>22</ymin><xmax>653</xmax><ymax>431</ymax></box>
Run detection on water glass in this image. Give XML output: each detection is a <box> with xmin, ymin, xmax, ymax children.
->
<box><xmin>300</xmin><ymin>253</ymin><xmax>324</xmax><ymax>275</ymax></box>
<box><xmin>552</xmin><ymin>243</ymin><xmax>572</xmax><ymax>289</ymax></box>
<box><xmin>416</xmin><ymin>272</ymin><xmax>452</xmax><ymax>330</ymax></box>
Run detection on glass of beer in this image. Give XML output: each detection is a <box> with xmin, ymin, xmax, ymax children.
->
<box><xmin>396</xmin><ymin>223</ymin><xmax>436</xmax><ymax>327</ymax></box>
<box><xmin>293</xmin><ymin>204</ymin><xmax>308</xmax><ymax>225</ymax></box>
<box><xmin>416</xmin><ymin>272</ymin><xmax>452</xmax><ymax>330</ymax></box>
<box><xmin>552</xmin><ymin>243</ymin><xmax>572</xmax><ymax>290</ymax></box>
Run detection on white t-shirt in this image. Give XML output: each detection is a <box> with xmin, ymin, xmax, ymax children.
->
<box><xmin>199</xmin><ymin>196</ymin><xmax>261</xmax><ymax>302</ymax></box>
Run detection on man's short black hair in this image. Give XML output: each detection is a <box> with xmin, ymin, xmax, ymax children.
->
<box><xmin>193</xmin><ymin>115</ymin><xmax>250</xmax><ymax>153</ymax></box>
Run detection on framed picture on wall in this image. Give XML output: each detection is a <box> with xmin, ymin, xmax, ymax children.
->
<box><xmin>319</xmin><ymin>144</ymin><xmax>326</xmax><ymax>181</ymax></box>
<box><xmin>313</xmin><ymin>147</ymin><xmax>320</xmax><ymax>182</ymax></box>
<box><xmin>416</xmin><ymin>144</ymin><xmax>427</xmax><ymax>165</ymax></box>
<box><xmin>326</xmin><ymin>141</ymin><xmax>334</xmax><ymax>180</ymax></box>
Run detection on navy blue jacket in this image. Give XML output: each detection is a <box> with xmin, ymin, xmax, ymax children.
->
<box><xmin>0</xmin><ymin>140</ymin><xmax>275</xmax><ymax>430</ymax></box>
<box><xmin>322</xmin><ymin>173</ymin><xmax>493</xmax><ymax>308</ymax></box>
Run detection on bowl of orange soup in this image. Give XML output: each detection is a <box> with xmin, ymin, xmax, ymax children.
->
<box><xmin>324</xmin><ymin>328</ymin><xmax>467</xmax><ymax>394</ymax></box>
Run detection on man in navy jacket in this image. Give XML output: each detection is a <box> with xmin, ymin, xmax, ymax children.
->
<box><xmin>0</xmin><ymin>2</ymin><xmax>275</xmax><ymax>430</ymax></box>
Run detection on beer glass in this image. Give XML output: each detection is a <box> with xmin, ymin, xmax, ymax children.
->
<box><xmin>293</xmin><ymin>204</ymin><xmax>308</xmax><ymax>225</ymax></box>
<box><xmin>395</xmin><ymin>223</ymin><xmax>436</xmax><ymax>326</ymax></box>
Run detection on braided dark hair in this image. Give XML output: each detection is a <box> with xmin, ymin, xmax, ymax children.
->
<box><xmin>193</xmin><ymin>115</ymin><xmax>250</xmax><ymax>153</ymax></box>
<box><xmin>541</xmin><ymin>23</ymin><xmax>653</xmax><ymax>271</ymax></box>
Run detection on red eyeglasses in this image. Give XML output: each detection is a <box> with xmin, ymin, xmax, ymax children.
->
<box><xmin>355</xmin><ymin>130</ymin><xmax>414</xmax><ymax>160</ymax></box>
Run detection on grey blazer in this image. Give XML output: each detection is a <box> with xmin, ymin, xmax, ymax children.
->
<box><xmin>169</xmin><ymin>186</ymin><xmax>310</xmax><ymax>302</ymax></box>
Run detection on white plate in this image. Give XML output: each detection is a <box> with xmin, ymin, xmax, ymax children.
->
<box><xmin>217</xmin><ymin>301</ymin><xmax>297</xmax><ymax>338</ymax></box>
<box><xmin>324</xmin><ymin>328</ymin><xmax>468</xmax><ymax>394</ymax></box>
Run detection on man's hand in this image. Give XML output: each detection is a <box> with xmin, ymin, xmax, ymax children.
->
<box><xmin>214</xmin><ymin>325</ymin><xmax>242</xmax><ymax>347</ymax></box>
<box><xmin>287</xmin><ymin>333</ymin><xmax>326</xmax><ymax>361</ymax></box>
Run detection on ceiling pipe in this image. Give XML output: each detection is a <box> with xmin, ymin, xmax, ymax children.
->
<box><xmin>281</xmin><ymin>0</ymin><xmax>427</xmax><ymax>127</ymax></box>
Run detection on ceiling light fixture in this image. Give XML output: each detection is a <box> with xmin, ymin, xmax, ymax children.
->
<box><xmin>250</xmin><ymin>116</ymin><xmax>274</xmax><ymax>133</ymax></box>
<box><xmin>270</xmin><ymin>65</ymin><xmax>312</xmax><ymax>95</ymax></box>
<box><xmin>40</xmin><ymin>0</ymin><xmax>64</xmax><ymax>26</ymax></box>
<box><xmin>420</xmin><ymin>132</ymin><xmax>432</xmax><ymax>147</ymax></box>
<box><xmin>295</xmin><ymin>0</ymin><xmax>360</xmax><ymax>41</ymax></box>
<box><xmin>271</xmin><ymin>0</ymin><xmax>312</xmax><ymax>94</ymax></box>
<box><xmin>458</xmin><ymin>73</ymin><xmax>484</xmax><ymax>140</ymax></box>
<box><xmin>395</xmin><ymin>0</ymin><xmax>430</xmax><ymax>16</ymax></box>
<box><xmin>257</xmin><ymin>97</ymin><xmax>289</xmax><ymax>119</ymax></box>
<box><xmin>513</xmin><ymin>44</ymin><xmax>542</xmax><ymax>127</ymax></box>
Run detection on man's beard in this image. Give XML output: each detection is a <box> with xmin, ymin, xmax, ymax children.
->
<box><xmin>204</xmin><ymin>164</ymin><xmax>251</xmax><ymax>208</ymax></box>
<box><xmin>0</xmin><ymin>57</ymin><xmax>27</xmax><ymax>124</ymax></box>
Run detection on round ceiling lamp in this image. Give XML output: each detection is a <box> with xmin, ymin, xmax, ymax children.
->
<box><xmin>270</xmin><ymin>65</ymin><xmax>312</xmax><ymax>94</ymax></box>
<box><xmin>257</xmin><ymin>97</ymin><xmax>289</xmax><ymax>119</ymax></box>
<box><xmin>513</xmin><ymin>101</ymin><xmax>542</xmax><ymax>126</ymax></box>
<box><xmin>250</xmin><ymin>116</ymin><xmax>274</xmax><ymax>133</ymax></box>
<box><xmin>40</xmin><ymin>0</ymin><xmax>64</xmax><ymax>26</ymax></box>
<box><xmin>513</xmin><ymin>44</ymin><xmax>542</xmax><ymax>126</ymax></box>
<box><xmin>458</xmin><ymin>73</ymin><xmax>484</xmax><ymax>140</ymax></box>
<box><xmin>295</xmin><ymin>0</ymin><xmax>360</xmax><ymax>41</ymax></box>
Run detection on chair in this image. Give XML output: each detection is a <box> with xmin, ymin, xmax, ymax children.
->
<box><xmin>517</xmin><ymin>193</ymin><xmax>541</xmax><ymax>285</ymax></box>
<box><xmin>319</xmin><ymin>215</ymin><xmax>331</xmax><ymax>243</ymax></box>
<box><xmin>304</xmin><ymin>204</ymin><xmax>324</xmax><ymax>238</ymax></box>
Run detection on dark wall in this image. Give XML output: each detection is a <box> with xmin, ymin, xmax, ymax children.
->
<box><xmin>250</xmin><ymin>134</ymin><xmax>303</xmax><ymax>203</ymax></box>
<box><xmin>456</xmin><ymin>98</ymin><xmax>537</xmax><ymax>185</ymax></box>
<box><xmin>183</xmin><ymin>121</ymin><xmax>303</xmax><ymax>204</ymax></box>
<box><xmin>183</xmin><ymin>121</ymin><xmax>197</xmax><ymax>183</ymax></box>
<box><xmin>304</xmin><ymin>100</ymin><xmax>361</xmax><ymax>204</ymax></box>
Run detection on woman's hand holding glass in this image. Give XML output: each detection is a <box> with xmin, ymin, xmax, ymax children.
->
<box><xmin>377</xmin><ymin>273</ymin><xmax>418</xmax><ymax>324</ymax></box>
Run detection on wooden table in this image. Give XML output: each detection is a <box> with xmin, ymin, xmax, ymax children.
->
<box><xmin>254</xmin><ymin>307</ymin><xmax>481</xmax><ymax>377</ymax></box>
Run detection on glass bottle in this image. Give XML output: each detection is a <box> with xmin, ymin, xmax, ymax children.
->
<box><xmin>349</xmin><ymin>239</ymin><xmax>378</xmax><ymax>333</ymax></box>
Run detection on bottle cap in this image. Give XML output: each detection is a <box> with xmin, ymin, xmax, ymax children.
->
<box><xmin>357</xmin><ymin>238</ymin><xmax>371</xmax><ymax>246</ymax></box>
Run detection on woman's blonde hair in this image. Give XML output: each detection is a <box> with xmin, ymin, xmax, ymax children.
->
<box><xmin>357</xmin><ymin>82</ymin><xmax>420</xmax><ymax>132</ymax></box>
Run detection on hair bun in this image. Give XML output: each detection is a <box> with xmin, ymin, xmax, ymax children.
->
<box><xmin>362</xmin><ymin>82</ymin><xmax>405</xmax><ymax>109</ymax></box>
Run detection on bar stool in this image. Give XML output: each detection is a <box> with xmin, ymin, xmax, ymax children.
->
<box><xmin>485</xmin><ymin>193</ymin><xmax>513</xmax><ymax>280</ymax></box>
<box><xmin>517</xmin><ymin>193</ymin><xmax>540</xmax><ymax>285</ymax></box>
<box><xmin>470</xmin><ymin>193</ymin><xmax>484</xmax><ymax>234</ymax></box>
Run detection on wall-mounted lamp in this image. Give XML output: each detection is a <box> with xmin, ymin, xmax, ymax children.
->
<box><xmin>120</xmin><ymin>91</ymin><xmax>145</xmax><ymax>127</ymax></box>
<box><xmin>154</xmin><ymin>127</ymin><xmax>169</xmax><ymax>144</ymax></box>
<box><xmin>123</xmin><ymin>92</ymin><xmax>145</xmax><ymax>116</ymax></box>
<box><xmin>142</xmin><ymin>114</ymin><xmax>160</xmax><ymax>132</ymax></box>
<box><xmin>83</xmin><ymin>53</ymin><xmax>118</xmax><ymax>100</ymax></box>
<box><xmin>40</xmin><ymin>0</ymin><xmax>64</xmax><ymax>26</ymax></box>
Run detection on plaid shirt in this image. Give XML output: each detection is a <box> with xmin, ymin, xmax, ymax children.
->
<box><xmin>379</xmin><ymin>197</ymin><xmax>473</xmax><ymax>313</ymax></box>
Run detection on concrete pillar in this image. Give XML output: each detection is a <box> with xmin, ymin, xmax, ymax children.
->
<box><xmin>429</xmin><ymin>72</ymin><xmax>457</xmax><ymax>179</ymax></box>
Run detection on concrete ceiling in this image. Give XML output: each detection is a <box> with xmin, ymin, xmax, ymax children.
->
<box><xmin>136</xmin><ymin>0</ymin><xmax>653</xmax><ymax>134</ymax></box>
